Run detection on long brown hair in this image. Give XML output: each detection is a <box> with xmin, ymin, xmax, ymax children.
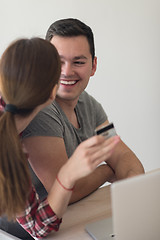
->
<box><xmin>0</xmin><ymin>38</ymin><xmax>60</xmax><ymax>220</ymax></box>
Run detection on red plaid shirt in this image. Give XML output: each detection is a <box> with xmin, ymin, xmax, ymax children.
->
<box><xmin>17</xmin><ymin>187</ymin><xmax>62</xmax><ymax>239</ymax></box>
<box><xmin>0</xmin><ymin>97</ymin><xmax>62</xmax><ymax>238</ymax></box>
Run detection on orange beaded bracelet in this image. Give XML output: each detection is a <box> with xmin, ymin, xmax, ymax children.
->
<box><xmin>56</xmin><ymin>175</ymin><xmax>74</xmax><ymax>191</ymax></box>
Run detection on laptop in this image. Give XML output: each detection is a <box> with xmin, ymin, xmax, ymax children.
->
<box><xmin>85</xmin><ymin>169</ymin><xmax>160</xmax><ymax>240</ymax></box>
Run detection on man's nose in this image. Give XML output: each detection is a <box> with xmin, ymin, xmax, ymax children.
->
<box><xmin>61</xmin><ymin>62</ymin><xmax>74</xmax><ymax>76</ymax></box>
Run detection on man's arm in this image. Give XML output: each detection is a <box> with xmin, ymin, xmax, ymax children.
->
<box><xmin>100</xmin><ymin>120</ymin><xmax>145</xmax><ymax>179</ymax></box>
<box><xmin>69</xmin><ymin>164</ymin><xmax>115</xmax><ymax>203</ymax></box>
<box><xmin>23</xmin><ymin>136</ymin><xmax>115</xmax><ymax>203</ymax></box>
<box><xmin>106</xmin><ymin>139</ymin><xmax>145</xmax><ymax>179</ymax></box>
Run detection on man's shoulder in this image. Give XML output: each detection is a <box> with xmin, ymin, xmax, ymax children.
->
<box><xmin>22</xmin><ymin>101</ymin><xmax>64</xmax><ymax>138</ymax></box>
<box><xmin>38</xmin><ymin>100</ymin><xmax>63</xmax><ymax>122</ymax></box>
<box><xmin>79</xmin><ymin>91</ymin><xmax>97</xmax><ymax>104</ymax></box>
<box><xmin>78</xmin><ymin>91</ymin><xmax>107</xmax><ymax>125</ymax></box>
<box><xmin>41</xmin><ymin>100</ymin><xmax>60</xmax><ymax>114</ymax></box>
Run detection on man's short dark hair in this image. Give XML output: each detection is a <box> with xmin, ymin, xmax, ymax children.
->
<box><xmin>45</xmin><ymin>18</ymin><xmax>95</xmax><ymax>61</ymax></box>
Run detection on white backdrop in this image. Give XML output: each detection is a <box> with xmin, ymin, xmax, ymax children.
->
<box><xmin>0</xmin><ymin>0</ymin><xmax>160</xmax><ymax>172</ymax></box>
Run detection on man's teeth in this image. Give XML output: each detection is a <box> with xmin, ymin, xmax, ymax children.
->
<box><xmin>61</xmin><ymin>80</ymin><xmax>77</xmax><ymax>85</ymax></box>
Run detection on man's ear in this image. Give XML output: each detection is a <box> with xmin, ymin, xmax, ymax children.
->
<box><xmin>50</xmin><ymin>84</ymin><xmax>58</xmax><ymax>101</ymax></box>
<box><xmin>90</xmin><ymin>56</ymin><xmax>97</xmax><ymax>77</ymax></box>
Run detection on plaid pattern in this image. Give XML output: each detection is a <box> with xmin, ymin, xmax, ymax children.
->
<box><xmin>17</xmin><ymin>187</ymin><xmax>62</xmax><ymax>239</ymax></box>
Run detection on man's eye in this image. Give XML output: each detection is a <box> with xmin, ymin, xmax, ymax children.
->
<box><xmin>74</xmin><ymin>61</ymin><xmax>85</xmax><ymax>65</ymax></box>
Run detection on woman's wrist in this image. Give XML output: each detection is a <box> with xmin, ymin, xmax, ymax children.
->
<box><xmin>56</xmin><ymin>175</ymin><xmax>74</xmax><ymax>191</ymax></box>
<box><xmin>57</xmin><ymin>165</ymin><xmax>75</xmax><ymax>191</ymax></box>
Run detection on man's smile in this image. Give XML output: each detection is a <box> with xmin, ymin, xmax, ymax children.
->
<box><xmin>60</xmin><ymin>80</ymin><xmax>78</xmax><ymax>86</ymax></box>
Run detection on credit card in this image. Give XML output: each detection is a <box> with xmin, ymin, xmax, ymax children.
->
<box><xmin>95</xmin><ymin>122</ymin><xmax>117</xmax><ymax>140</ymax></box>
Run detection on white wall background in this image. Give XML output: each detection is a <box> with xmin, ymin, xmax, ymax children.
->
<box><xmin>0</xmin><ymin>0</ymin><xmax>160</xmax><ymax>172</ymax></box>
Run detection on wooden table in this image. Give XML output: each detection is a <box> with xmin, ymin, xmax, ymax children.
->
<box><xmin>45</xmin><ymin>185</ymin><xmax>112</xmax><ymax>240</ymax></box>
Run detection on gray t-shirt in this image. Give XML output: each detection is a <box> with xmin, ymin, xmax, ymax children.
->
<box><xmin>23</xmin><ymin>91</ymin><xmax>108</xmax><ymax>200</ymax></box>
<box><xmin>22</xmin><ymin>91</ymin><xmax>108</xmax><ymax>158</ymax></box>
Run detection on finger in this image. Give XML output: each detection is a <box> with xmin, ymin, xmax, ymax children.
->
<box><xmin>87</xmin><ymin>135</ymin><xmax>120</xmax><ymax>156</ymax></box>
<box><xmin>80</xmin><ymin>135</ymin><xmax>105</xmax><ymax>148</ymax></box>
<box><xmin>90</xmin><ymin>136</ymin><xmax>120</xmax><ymax>165</ymax></box>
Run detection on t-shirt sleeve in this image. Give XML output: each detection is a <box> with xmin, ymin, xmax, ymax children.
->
<box><xmin>85</xmin><ymin>92</ymin><xmax>108</xmax><ymax>127</ymax></box>
<box><xmin>22</xmin><ymin>106</ymin><xmax>64</xmax><ymax>139</ymax></box>
<box><xmin>95</xmin><ymin>101</ymin><xmax>108</xmax><ymax>127</ymax></box>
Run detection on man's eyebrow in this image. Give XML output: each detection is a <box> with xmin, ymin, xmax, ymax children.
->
<box><xmin>59</xmin><ymin>55</ymin><xmax>88</xmax><ymax>60</ymax></box>
<box><xmin>73</xmin><ymin>55</ymin><xmax>88</xmax><ymax>60</ymax></box>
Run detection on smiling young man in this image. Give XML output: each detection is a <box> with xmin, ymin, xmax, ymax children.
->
<box><xmin>19</xmin><ymin>19</ymin><xmax>144</xmax><ymax>205</ymax></box>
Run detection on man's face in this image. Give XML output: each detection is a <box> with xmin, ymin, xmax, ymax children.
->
<box><xmin>50</xmin><ymin>35</ymin><xmax>97</xmax><ymax>102</ymax></box>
